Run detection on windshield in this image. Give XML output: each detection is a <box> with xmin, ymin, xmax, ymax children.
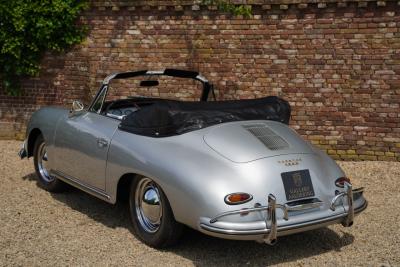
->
<box><xmin>105</xmin><ymin>75</ymin><xmax>204</xmax><ymax>103</ymax></box>
<box><xmin>88</xmin><ymin>69</ymin><xmax>215</xmax><ymax>118</ymax></box>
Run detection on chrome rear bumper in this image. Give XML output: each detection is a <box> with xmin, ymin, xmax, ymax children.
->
<box><xmin>200</xmin><ymin>183</ymin><xmax>367</xmax><ymax>244</ymax></box>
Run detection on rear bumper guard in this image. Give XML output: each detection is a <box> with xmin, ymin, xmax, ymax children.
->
<box><xmin>18</xmin><ymin>140</ymin><xmax>27</xmax><ymax>159</ymax></box>
<box><xmin>204</xmin><ymin>182</ymin><xmax>366</xmax><ymax>245</ymax></box>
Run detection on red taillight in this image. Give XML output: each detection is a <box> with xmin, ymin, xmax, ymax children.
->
<box><xmin>335</xmin><ymin>177</ymin><xmax>351</xmax><ymax>188</ymax></box>
<box><xmin>224</xmin><ymin>193</ymin><xmax>253</xmax><ymax>205</ymax></box>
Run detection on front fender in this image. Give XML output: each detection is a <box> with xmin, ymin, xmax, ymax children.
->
<box><xmin>25</xmin><ymin>106</ymin><xmax>68</xmax><ymax>159</ymax></box>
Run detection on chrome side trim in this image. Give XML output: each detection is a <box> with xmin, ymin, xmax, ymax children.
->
<box><xmin>51</xmin><ymin>170</ymin><xmax>111</xmax><ymax>201</ymax></box>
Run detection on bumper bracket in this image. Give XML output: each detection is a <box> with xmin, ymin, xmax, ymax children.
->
<box><xmin>330</xmin><ymin>182</ymin><xmax>355</xmax><ymax>227</ymax></box>
<box><xmin>18</xmin><ymin>141</ymin><xmax>27</xmax><ymax>159</ymax></box>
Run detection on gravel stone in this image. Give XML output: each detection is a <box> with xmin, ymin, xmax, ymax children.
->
<box><xmin>0</xmin><ymin>140</ymin><xmax>399</xmax><ymax>266</ymax></box>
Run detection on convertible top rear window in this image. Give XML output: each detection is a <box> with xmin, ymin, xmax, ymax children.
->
<box><xmin>118</xmin><ymin>96</ymin><xmax>291</xmax><ymax>137</ymax></box>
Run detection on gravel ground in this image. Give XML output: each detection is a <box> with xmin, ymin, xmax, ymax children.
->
<box><xmin>0</xmin><ymin>140</ymin><xmax>399</xmax><ymax>267</ymax></box>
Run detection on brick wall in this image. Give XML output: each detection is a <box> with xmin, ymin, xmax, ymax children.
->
<box><xmin>1</xmin><ymin>0</ymin><xmax>399</xmax><ymax>161</ymax></box>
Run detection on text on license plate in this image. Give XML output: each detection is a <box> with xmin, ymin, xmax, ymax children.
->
<box><xmin>281</xmin><ymin>169</ymin><xmax>315</xmax><ymax>201</ymax></box>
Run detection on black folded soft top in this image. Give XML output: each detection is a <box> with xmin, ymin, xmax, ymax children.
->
<box><xmin>119</xmin><ymin>96</ymin><xmax>291</xmax><ymax>137</ymax></box>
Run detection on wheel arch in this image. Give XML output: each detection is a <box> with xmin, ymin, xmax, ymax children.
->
<box><xmin>27</xmin><ymin>128</ymin><xmax>43</xmax><ymax>158</ymax></box>
<box><xmin>115</xmin><ymin>172</ymin><xmax>181</xmax><ymax>220</ymax></box>
<box><xmin>116</xmin><ymin>173</ymin><xmax>138</xmax><ymax>202</ymax></box>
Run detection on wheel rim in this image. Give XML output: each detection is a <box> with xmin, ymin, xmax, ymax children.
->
<box><xmin>135</xmin><ymin>177</ymin><xmax>163</xmax><ymax>233</ymax></box>
<box><xmin>37</xmin><ymin>142</ymin><xmax>54</xmax><ymax>183</ymax></box>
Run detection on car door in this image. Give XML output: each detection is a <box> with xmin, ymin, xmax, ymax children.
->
<box><xmin>53</xmin><ymin>111</ymin><xmax>119</xmax><ymax>191</ymax></box>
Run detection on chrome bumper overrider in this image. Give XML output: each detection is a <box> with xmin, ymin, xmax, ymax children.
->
<box><xmin>201</xmin><ymin>182</ymin><xmax>366</xmax><ymax>245</ymax></box>
<box><xmin>18</xmin><ymin>140</ymin><xmax>27</xmax><ymax>159</ymax></box>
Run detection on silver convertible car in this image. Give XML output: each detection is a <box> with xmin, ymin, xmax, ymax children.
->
<box><xmin>19</xmin><ymin>69</ymin><xmax>367</xmax><ymax>248</ymax></box>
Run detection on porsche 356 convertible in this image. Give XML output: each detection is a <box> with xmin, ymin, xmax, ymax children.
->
<box><xmin>19</xmin><ymin>69</ymin><xmax>367</xmax><ymax>248</ymax></box>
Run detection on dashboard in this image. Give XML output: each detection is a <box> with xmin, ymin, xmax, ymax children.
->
<box><xmin>106</xmin><ymin>107</ymin><xmax>139</xmax><ymax>120</ymax></box>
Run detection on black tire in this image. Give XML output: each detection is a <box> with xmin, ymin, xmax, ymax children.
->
<box><xmin>33</xmin><ymin>134</ymin><xmax>66</xmax><ymax>192</ymax></box>
<box><xmin>129</xmin><ymin>176</ymin><xmax>184</xmax><ymax>248</ymax></box>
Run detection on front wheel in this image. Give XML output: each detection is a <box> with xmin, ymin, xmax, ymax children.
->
<box><xmin>129</xmin><ymin>176</ymin><xmax>184</xmax><ymax>248</ymax></box>
<box><xmin>33</xmin><ymin>134</ymin><xmax>66</xmax><ymax>192</ymax></box>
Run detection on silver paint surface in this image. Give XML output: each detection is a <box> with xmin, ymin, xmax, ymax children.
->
<box><xmin>24</xmin><ymin>107</ymin><xmax>367</xmax><ymax>241</ymax></box>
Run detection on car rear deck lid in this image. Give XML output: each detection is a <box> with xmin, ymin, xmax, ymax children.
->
<box><xmin>203</xmin><ymin>121</ymin><xmax>315</xmax><ymax>163</ymax></box>
<box><xmin>243</xmin><ymin>124</ymin><xmax>290</xmax><ymax>150</ymax></box>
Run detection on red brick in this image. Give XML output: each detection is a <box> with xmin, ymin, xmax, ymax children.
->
<box><xmin>1</xmin><ymin>0</ymin><xmax>399</xmax><ymax>161</ymax></box>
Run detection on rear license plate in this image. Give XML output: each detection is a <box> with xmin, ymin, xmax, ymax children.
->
<box><xmin>281</xmin><ymin>169</ymin><xmax>315</xmax><ymax>201</ymax></box>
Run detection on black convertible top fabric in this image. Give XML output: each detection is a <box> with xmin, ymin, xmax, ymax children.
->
<box><xmin>119</xmin><ymin>96</ymin><xmax>291</xmax><ymax>137</ymax></box>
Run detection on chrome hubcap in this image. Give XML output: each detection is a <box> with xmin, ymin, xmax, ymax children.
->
<box><xmin>38</xmin><ymin>142</ymin><xmax>54</xmax><ymax>183</ymax></box>
<box><xmin>135</xmin><ymin>178</ymin><xmax>162</xmax><ymax>233</ymax></box>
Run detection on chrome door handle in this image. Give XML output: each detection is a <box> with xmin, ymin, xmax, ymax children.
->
<box><xmin>97</xmin><ymin>138</ymin><xmax>108</xmax><ymax>148</ymax></box>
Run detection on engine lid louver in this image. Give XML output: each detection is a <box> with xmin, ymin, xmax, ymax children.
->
<box><xmin>243</xmin><ymin>124</ymin><xmax>290</xmax><ymax>150</ymax></box>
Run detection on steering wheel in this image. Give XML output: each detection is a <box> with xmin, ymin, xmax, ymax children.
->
<box><xmin>103</xmin><ymin>101</ymin><xmax>117</xmax><ymax>115</ymax></box>
<box><xmin>104</xmin><ymin>100</ymin><xmax>141</xmax><ymax>116</ymax></box>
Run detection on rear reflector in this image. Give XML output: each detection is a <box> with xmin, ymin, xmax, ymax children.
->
<box><xmin>224</xmin><ymin>193</ymin><xmax>253</xmax><ymax>205</ymax></box>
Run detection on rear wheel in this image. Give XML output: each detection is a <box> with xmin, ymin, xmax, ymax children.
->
<box><xmin>129</xmin><ymin>176</ymin><xmax>183</xmax><ymax>248</ymax></box>
<box><xmin>33</xmin><ymin>134</ymin><xmax>66</xmax><ymax>192</ymax></box>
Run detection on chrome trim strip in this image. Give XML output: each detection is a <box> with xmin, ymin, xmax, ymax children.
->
<box><xmin>103</xmin><ymin>73</ymin><xmax>118</xmax><ymax>85</ymax></box>
<box><xmin>285</xmin><ymin>200</ymin><xmax>324</xmax><ymax>212</ymax></box>
<box><xmin>105</xmin><ymin>113</ymin><xmax>126</xmax><ymax>120</ymax></box>
<box><xmin>97</xmin><ymin>85</ymin><xmax>108</xmax><ymax>114</ymax></box>
<box><xmin>195</xmin><ymin>74</ymin><xmax>209</xmax><ymax>83</ymax></box>
<box><xmin>200</xmin><ymin>200</ymin><xmax>368</xmax><ymax>237</ymax></box>
<box><xmin>210</xmin><ymin>206</ymin><xmax>268</xmax><ymax>223</ymax></box>
<box><xmin>146</xmin><ymin>70</ymin><xmax>164</xmax><ymax>75</ymax></box>
<box><xmin>210</xmin><ymin>201</ymin><xmax>288</xmax><ymax>223</ymax></box>
<box><xmin>51</xmin><ymin>170</ymin><xmax>111</xmax><ymax>200</ymax></box>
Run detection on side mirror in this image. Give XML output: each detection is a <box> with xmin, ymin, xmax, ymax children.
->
<box><xmin>69</xmin><ymin>100</ymin><xmax>84</xmax><ymax>117</ymax></box>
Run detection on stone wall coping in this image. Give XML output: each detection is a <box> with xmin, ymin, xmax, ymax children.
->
<box><xmin>90</xmin><ymin>0</ymin><xmax>397</xmax><ymax>8</ymax></box>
